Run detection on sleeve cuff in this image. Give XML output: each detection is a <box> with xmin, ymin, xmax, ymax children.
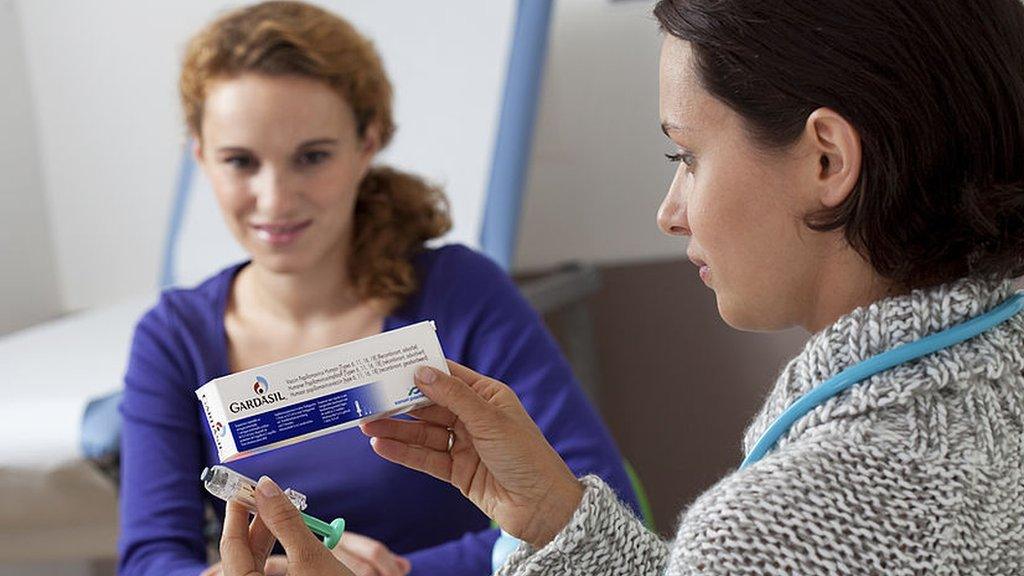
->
<box><xmin>496</xmin><ymin>475</ymin><xmax>668</xmax><ymax>575</ymax></box>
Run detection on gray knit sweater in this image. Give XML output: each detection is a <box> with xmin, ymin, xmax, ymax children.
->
<box><xmin>497</xmin><ymin>277</ymin><xmax>1024</xmax><ymax>575</ymax></box>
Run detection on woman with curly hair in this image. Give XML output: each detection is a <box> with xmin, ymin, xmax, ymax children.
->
<box><xmin>116</xmin><ymin>3</ymin><xmax>638</xmax><ymax>575</ymax></box>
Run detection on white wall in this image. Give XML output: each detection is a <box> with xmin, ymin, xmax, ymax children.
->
<box><xmin>0</xmin><ymin>0</ymin><xmax>60</xmax><ymax>335</ymax></box>
<box><xmin>14</xmin><ymin>1</ymin><xmax>225</xmax><ymax>312</ymax></box>
<box><xmin>14</xmin><ymin>0</ymin><xmax>513</xmax><ymax>312</ymax></box>
<box><xmin>9</xmin><ymin>0</ymin><xmax>677</xmax><ymax>317</ymax></box>
<box><xmin>516</xmin><ymin>0</ymin><xmax>681</xmax><ymax>270</ymax></box>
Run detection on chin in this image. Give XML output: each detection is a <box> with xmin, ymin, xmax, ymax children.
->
<box><xmin>248</xmin><ymin>250</ymin><xmax>316</xmax><ymax>275</ymax></box>
<box><xmin>714</xmin><ymin>291</ymin><xmax>789</xmax><ymax>333</ymax></box>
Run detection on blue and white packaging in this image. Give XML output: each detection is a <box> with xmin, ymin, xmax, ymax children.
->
<box><xmin>197</xmin><ymin>321</ymin><xmax>447</xmax><ymax>462</ymax></box>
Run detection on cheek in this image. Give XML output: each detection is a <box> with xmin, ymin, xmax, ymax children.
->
<box><xmin>692</xmin><ymin>169</ymin><xmax>792</xmax><ymax>268</ymax></box>
<box><xmin>687</xmin><ymin>177</ymin><xmax>757</xmax><ymax>249</ymax></box>
<box><xmin>209</xmin><ymin>173</ymin><xmax>253</xmax><ymax>219</ymax></box>
<box><xmin>310</xmin><ymin>162</ymin><xmax>363</xmax><ymax>210</ymax></box>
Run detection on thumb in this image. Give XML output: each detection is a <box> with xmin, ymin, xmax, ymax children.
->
<box><xmin>414</xmin><ymin>366</ymin><xmax>493</xmax><ymax>429</ymax></box>
<box><xmin>254</xmin><ymin>476</ymin><xmax>323</xmax><ymax>558</ymax></box>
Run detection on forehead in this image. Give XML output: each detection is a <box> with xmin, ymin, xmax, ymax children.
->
<box><xmin>658</xmin><ymin>36</ymin><xmax>724</xmax><ymax>131</ymax></box>
<box><xmin>202</xmin><ymin>74</ymin><xmax>354</xmax><ymax>142</ymax></box>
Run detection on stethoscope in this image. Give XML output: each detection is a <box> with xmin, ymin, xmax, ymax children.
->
<box><xmin>741</xmin><ymin>291</ymin><xmax>1024</xmax><ymax>469</ymax></box>
<box><xmin>492</xmin><ymin>292</ymin><xmax>1024</xmax><ymax>571</ymax></box>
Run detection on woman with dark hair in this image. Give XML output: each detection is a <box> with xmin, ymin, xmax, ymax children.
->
<box><xmin>217</xmin><ymin>0</ymin><xmax>1024</xmax><ymax>574</ymax></box>
<box><xmin>117</xmin><ymin>2</ymin><xmax>638</xmax><ymax>575</ymax></box>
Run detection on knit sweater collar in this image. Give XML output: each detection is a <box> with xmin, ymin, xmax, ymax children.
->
<box><xmin>743</xmin><ymin>276</ymin><xmax>1024</xmax><ymax>455</ymax></box>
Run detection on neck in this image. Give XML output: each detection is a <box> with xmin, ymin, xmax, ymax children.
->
<box><xmin>241</xmin><ymin>251</ymin><xmax>363</xmax><ymax>325</ymax></box>
<box><xmin>801</xmin><ymin>252</ymin><xmax>897</xmax><ymax>334</ymax></box>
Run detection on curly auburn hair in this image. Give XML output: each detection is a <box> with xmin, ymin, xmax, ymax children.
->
<box><xmin>180</xmin><ymin>1</ymin><xmax>451</xmax><ymax>307</ymax></box>
<box><xmin>655</xmin><ymin>0</ymin><xmax>1024</xmax><ymax>290</ymax></box>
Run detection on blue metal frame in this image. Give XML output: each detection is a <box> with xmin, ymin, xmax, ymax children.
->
<box><xmin>480</xmin><ymin>0</ymin><xmax>555</xmax><ymax>270</ymax></box>
<box><xmin>161</xmin><ymin>140</ymin><xmax>196</xmax><ymax>288</ymax></box>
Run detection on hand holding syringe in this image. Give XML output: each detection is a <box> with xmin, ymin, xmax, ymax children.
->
<box><xmin>201</xmin><ymin>466</ymin><xmax>346</xmax><ymax>549</ymax></box>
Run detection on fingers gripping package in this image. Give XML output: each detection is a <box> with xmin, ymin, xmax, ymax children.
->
<box><xmin>197</xmin><ymin>321</ymin><xmax>448</xmax><ymax>462</ymax></box>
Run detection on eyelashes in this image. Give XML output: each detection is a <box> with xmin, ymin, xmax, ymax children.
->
<box><xmin>297</xmin><ymin>150</ymin><xmax>331</xmax><ymax>165</ymax></box>
<box><xmin>224</xmin><ymin>154</ymin><xmax>256</xmax><ymax>170</ymax></box>
<box><xmin>221</xmin><ymin>150</ymin><xmax>333</xmax><ymax>171</ymax></box>
<box><xmin>664</xmin><ymin>151</ymin><xmax>696</xmax><ymax>167</ymax></box>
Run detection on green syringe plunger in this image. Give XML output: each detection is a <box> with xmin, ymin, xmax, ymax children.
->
<box><xmin>200</xmin><ymin>465</ymin><xmax>345</xmax><ymax>549</ymax></box>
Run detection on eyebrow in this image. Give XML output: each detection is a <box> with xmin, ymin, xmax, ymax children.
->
<box><xmin>660</xmin><ymin>122</ymin><xmax>689</xmax><ymax>137</ymax></box>
<box><xmin>296</xmin><ymin>138</ymin><xmax>340</xmax><ymax>148</ymax></box>
<box><xmin>215</xmin><ymin>138</ymin><xmax>340</xmax><ymax>154</ymax></box>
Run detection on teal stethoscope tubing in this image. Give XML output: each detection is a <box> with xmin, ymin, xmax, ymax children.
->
<box><xmin>740</xmin><ymin>292</ymin><xmax>1024</xmax><ymax>469</ymax></box>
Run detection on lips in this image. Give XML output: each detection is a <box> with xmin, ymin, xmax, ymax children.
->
<box><xmin>251</xmin><ymin>220</ymin><xmax>312</xmax><ymax>246</ymax></box>
<box><xmin>687</xmin><ymin>252</ymin><xmax>711</xmax><ymax>285</ymax></box>
<box><xmin>697</xmin><ymin>265</ymin><xmax>711</xmax><ymax>284</ymax></box>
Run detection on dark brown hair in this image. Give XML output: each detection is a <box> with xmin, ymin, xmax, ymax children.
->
<box><xmin>181</xmin><ymin>1</ymin><xmax>450</xmax><ymax>306</ymax></box>
<box><xmin>655</xmin><ymin>0</ymin><xmax>1024</xmax><ymax>289</ymax></box>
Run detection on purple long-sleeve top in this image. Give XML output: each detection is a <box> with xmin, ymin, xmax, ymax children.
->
<box><xmin>118</xmin><ymin>244</ymin><xmax>638</xmax><ymax>576</ymax></box>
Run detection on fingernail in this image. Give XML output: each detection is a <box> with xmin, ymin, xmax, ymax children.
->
<box><xmin>415</xmin><ymin>366</ymin><xmax>437</xmax><ymax>384</ymax></box>
<box><xmin>257</xmin><ymin>475</ymin><xmax>282</xmax><ymax>497</ymax></box>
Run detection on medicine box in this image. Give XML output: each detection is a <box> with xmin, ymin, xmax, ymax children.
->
<box><xmin>196</xmin><ymin>321</ymin><xmax>446</xmax><ymax>462</ymax></box>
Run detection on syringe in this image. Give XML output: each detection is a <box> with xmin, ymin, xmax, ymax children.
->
<box><xmin>201</xmin><ymin>465</ymin><xmax>346</xmax><ymax>549</ymax></box>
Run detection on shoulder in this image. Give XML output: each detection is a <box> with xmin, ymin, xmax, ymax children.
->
<box><xmin>406</xmin><ymin>244</ymin><xmax>521</xmax><ymax>314</ymax></box>
<box><xmin>416</xmin><ymin>243</ymin><xmax>508</xmax><ymax>286</ymax></box>
<box><xmin>397</xmin><ymin>244</ymin><xmax>548</xmax><ymax>366</ymax></box>
<box><xmin>125</xmin><ymin>264</ymin><xmax>244</xmax><ymax>396</ymax></box>
<box><xmin>133</xmin><ymin>262</ymin><xmax>241</xmax><ymax>348</ymax></box>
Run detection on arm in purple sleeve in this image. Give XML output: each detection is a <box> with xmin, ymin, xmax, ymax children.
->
<box><xmin>118</xmin><ymin>299</ymin><xmax>210</xmax><ymax>576</ymax></box>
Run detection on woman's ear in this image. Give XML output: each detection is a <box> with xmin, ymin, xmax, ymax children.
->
<box><xmin>355</xmin><ymin>122</ymin><xmax>382</xmax><ymax>183</ymax></box>
<box><xmin>360</xmin><ymin>121</ymin><xmax>382</xmax><ymax>159</ymax></box>
<box><xmin>191</xmin><ymin>136</ymin><xmax>205</xmax><ymax>165</ymax></box>
<box><xmin>805</xmin><ymin>108</ymin><xmax>861</xmax><ymax>208</ymax></box>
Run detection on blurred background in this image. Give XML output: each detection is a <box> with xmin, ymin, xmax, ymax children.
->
<box><xmin>0</xmin><ymin>0</ymin><xmax>806</xmax><ymax>573</ymax></box>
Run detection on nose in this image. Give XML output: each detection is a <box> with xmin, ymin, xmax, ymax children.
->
<box><xmin>657</xmin><ymin>169</ymin><xmax>691</xmax><ymax>237</ymax></box>
<box><xmin>252</xmin><ymin>166</ymin><xmax>296</xmax><ymax>216</ymax></box>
